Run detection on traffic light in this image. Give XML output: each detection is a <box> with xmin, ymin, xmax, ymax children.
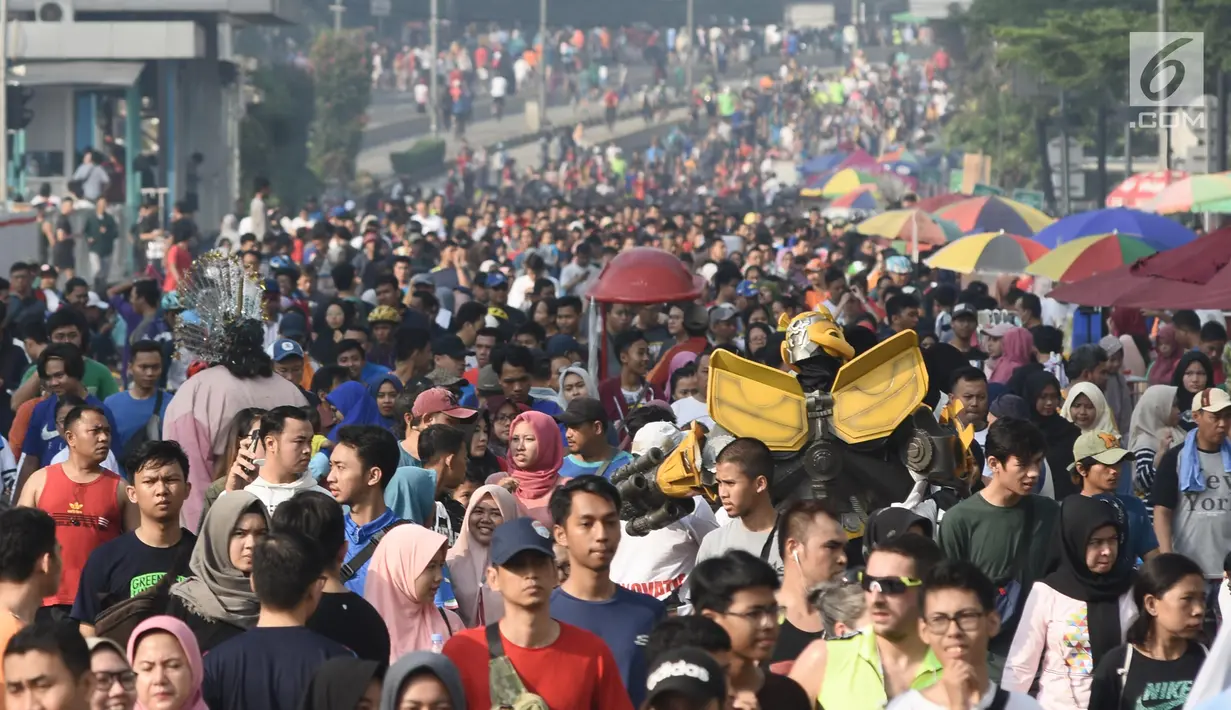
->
<box><xmin>6</xmin><ymin>86</ymin><xmax>34</xmax><ymax>131</ymax></box>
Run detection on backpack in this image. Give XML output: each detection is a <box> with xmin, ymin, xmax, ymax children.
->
<box><xmin>93</xmin><ymin>542</ymin><xmax>189</xmax><ymax>647</ymax></box>
<box><xmin>120</xmin><ymin>390</ymin><xmax>164</xmax><ymax>467</ymax></box>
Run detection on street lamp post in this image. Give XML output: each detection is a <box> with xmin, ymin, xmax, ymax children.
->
<box><xmin>538</xmin><ymin>0</ymin><xmax>547</xmax><ymax>127</ymax></box>
<box><xmin>429</xmin><ymin>0</ymin><xmax>438</xmax><ymax>135</ymax></box>
<box><xmin>685</xmin><ymin>0</ymin><xmax>694</xmax><ymax>93</ymax></box>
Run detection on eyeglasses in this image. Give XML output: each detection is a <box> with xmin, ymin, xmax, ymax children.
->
<box><xmin>724</xmin><ymin>605</ymin><xmax>783</xmax><ymax>624</ymax></box>
<box><xmin>858</xmin><ymin>572</ymin><xmax>922</xmax><ymax>595</ymax></box>
<box><xmin>93</xmin><ymin>670</ymin><xmax>136</xmax><ymax>690</ymax></box>
<box><xmin>923</xmin><ymin>610</ymin><xmax>987</xmax><ymax>635</ymax></box>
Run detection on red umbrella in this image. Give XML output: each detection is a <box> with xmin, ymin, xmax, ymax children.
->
<box><xmin>1048</xmin><ymin>228</ymin><xmax>1231</xmax><ymax>308</ymax></box>
<box><xmin>915</xmin><ymin>193</ymin><xmax>970</xmax><ymax>213</ymax></box>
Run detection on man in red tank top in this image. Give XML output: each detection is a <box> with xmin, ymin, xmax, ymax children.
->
<box><xmin>16</xmin><ymin>404</ymin><xmax>136</xmax><ymax>621</ymax></box>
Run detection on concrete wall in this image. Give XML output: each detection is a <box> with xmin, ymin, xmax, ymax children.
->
<box><xmin>168</xmin><ymin>58</ymin><xmax>239</xmax><ymax>232</ymax></box>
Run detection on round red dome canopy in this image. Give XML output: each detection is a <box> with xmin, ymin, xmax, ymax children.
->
<box><xmin>588</xmin><ymin>247</ymin><xmax>704</xmax><ymax>304</ymax></box>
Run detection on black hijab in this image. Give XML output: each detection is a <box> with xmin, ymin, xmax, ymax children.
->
<box><xmin>1041</xmin><ymin>495</ymin><xmax>1133</xmax><ymax>667</ymax></box>
<box><xmin>299</xmin><ymin>657</ymin><xmax>384</xmax><ymax>710</ymax></box>
<box><xmin>1171</xmin><ymin>351</ymin><xmax>1214</xmax><ymax>431</ymax></box>
<box><xmin>310</xmin><ymin>298</ymin><xmax>355</xmax><ymax>365</ymax></box>
<box><xmin>1022</xmin><ymin>371</ymin><xmax>1081</xmax><ymax>499</ymax></box>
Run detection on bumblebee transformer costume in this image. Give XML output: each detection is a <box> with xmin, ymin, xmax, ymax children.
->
<box><xmin>614</xmin><ymin>308</ymin><xmax>976</xmax><ymax>538</ymax></box>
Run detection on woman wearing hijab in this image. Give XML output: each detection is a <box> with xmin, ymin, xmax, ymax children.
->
<box><xmin>310</xmin><ymin>299</ymin><xmax>355</xmax><ymax>365</ymax></box>
<box><xmin>1061</xmin><ymin>382</ymin><xmax>1119</xmax><ymax>434</ymax></box>
<box><xmin>1024</xmin><ymin>371</ymin><xmax>1082</xmax><ymax>500</ymax></box>
<box><xmin>299</xmin><ymin>658</ymin><xmax>385</xmax><ymax>710</ymax></box>
<box><xmin>1128</xmin><ymin>385</ymin><xmax>1184</xmax><ymax>506</ymax></box>
<box><xmin>127</xmin><ymin>616</ymin><xmax>209</xmax><ymax>710</ymax></box>
<box><xmin>556</xmin><ymin>365</ymin><xmax>598</xmax><ymax>408</ymax></box>
<box><xmin>327</xmin><ymin>381</ymin><xmax>386</xmax><ymax>441</ymax></box>
<box><xmin>380</xmin><ymin>652</ymin><xmax>467</xmax><ymax>710</ymax></box>
<box><xmin>167</xmin><ymin>491</ymin><xmax>269</xmax><ymax>651</ymax></box>
<box><xmin>498</xmin><ymin>410</ymin><xmax>565</xmax><ymax>526</ymax></box>
<box><xmin>364</xmin><ymin>525</ymin><xmax>464</xmax><ymax>662</ymax></box>
<box><xmin>988</xmin><ymin>326</ymin><xmax>1033</xmax><ymax>385</ymax></box>
<box><xmin>1099</xmin><ymin>335</ymin><xmax>1136</xmax><ymax>436</ymax></box>
<box><xmin>663</xmin><ymin>351</ymin><xmax>698</xmax><ymax>400</ymax></box>
<box><xmin>446</xmin><ymin>484</ymin><xmax>522</xmax><ymax>627</ymax></box>
<box><xmin>88</xmin><ymin>636</ymin><xmax>136</xmax><ymax>710</ymax></box>
<box><xmin>369</xmin><ymin>373</ymin><xmax>403</xmax><ymax>428</ymax></box>
<box><xmin>1004</xmin><ymin>496</ymin><xmax>1136</xmax><ymax>710</ymax></box>
<box><xmin>1171</xmin><ymin>351</ymin><xmax>1215</xmax><ymax>432</ymax></box>
<box><xmin>1148</xmin><ymin>325</ymin><xmax>1183</xmax><ymax>386</ymax></box>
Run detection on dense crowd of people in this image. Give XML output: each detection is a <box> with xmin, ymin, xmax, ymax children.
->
<box><xmin>0</xmin><ymin>47</ymin><xmax>1228</xmax><ymax>710</ymax></box>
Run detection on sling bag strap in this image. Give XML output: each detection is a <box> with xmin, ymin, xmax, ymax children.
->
<box><xmin>340</xmin><ymin>520</ymin><xmax>407</xmax><ymax>582</ymax></box>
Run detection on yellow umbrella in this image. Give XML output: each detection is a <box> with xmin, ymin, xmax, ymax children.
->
<box><xmin>924</xmin><ymin>231</ymin><xmax>1051</xmax><ymax>275</ymax></box>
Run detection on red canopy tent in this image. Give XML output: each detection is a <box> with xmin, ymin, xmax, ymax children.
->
<box><xmin>587</xmin><ymin>247</ymin><xmax>705</xmax><ymax>380</ymax></box>
<box><xmin>1048</xmin><ymin>228</ymin><xmax>1231</xmax><ymax>309</ymax></box>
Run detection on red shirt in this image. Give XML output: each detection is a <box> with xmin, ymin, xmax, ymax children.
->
<box><xmin>37</xmin><ymin>464</ymin><xmax>123</xmax><ymax>606</ymax></box>
<box><xmin>443</xmin><ymin>622</ymin><xmax>633</xmax><ymax>710</ymax></box>
<box><xmin>163</xmin><ymin>243</ymin><xmax>192</xmax><ymax>293</ymax></box>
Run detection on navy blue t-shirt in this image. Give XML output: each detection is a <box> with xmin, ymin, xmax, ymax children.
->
<box><xmin>69</xmin><ymin>529</ymin><xmax>196</xmax><ymax>624</ymax></box>
<box><xmin>24</xmin><ymin>393</ymin><xmax>120</xmax><ymax>467</ymax></box>
<box><xmin>550</xmin><ymin>585</ymin><xmax>666</xmax><ymax>707</ymax></box>
<box><xmin>202</xmin><ymin>626</ymin><xmax>352</xmax><ymax>710</ymax></box>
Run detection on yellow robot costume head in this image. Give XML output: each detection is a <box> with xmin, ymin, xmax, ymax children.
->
<box><xmin>778</xmin><ymin>307</ymin><xmax>856</xmax><ymax>370</ymax></box>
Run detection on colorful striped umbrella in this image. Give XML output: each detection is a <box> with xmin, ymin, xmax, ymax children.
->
<box><xmin>1031</xmin><ymin>207</ymin><xmax>1195</xmax><ymax>251</ymax></box>
<box><xmin>924</xmin><ymin>231</ymin><xmax>1050</xmax><ymax>275</ymax></box>
<box><xmin>800</xmin><ymin>168</ymin><xmax>881</xmax><ymax>198</ymax></box>
<box><xmin>1025</xmin><ymin>233</ymin><xmax>1158</xmax><ymax>283</ymax></box>
<box><xmin>934</xmin><ymin>196</ymin><xmax>1055</xmax><ymax>236</ymax></box>
<box><xmin>855</xmin><ymin>209</ymin><xmax>963</xmax><ymax>252</ymax></box>
<box><xmin>1142</xmin><ymin>172</ymin><xmax>1231</xmax><ymax>214</ymax></box>
<box><xmin>828</xmin><ymin>185</ymin><xmax>882</xmax><ymax>211</ymax></box>
<box><xmin>1106</xmin><ymin>170</ymin><xmax>1189</xmax><ymax>208</ymax></box>
<box><xmin>915</xmin><ymin>193</ymin><xmax>969</xmax><ymax>212</ymax></box>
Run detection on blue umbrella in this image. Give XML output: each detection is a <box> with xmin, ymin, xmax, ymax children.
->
<box><xmin>801</xmin><ymin>152</ymin><xmax>848</xmax><ymax>175</ymax></box>
<box><xmin>1031</xmin><ymin>207</ymin><xmax>1197</xmax><ymax>251</ymax></box>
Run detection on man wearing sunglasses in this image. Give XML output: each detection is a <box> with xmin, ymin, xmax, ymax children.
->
<box><xmin>790</xmin><ymin>534</ymin><xmax>944</xmax><ymax>710</ymax></box>
<box><xmin>888</xmin><ymin>560</ymin><xmax>1042</xmax><ymax>710</ymax></box>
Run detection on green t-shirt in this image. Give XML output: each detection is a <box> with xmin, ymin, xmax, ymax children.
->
<box><xmin>22</xmin><ymin>358</ymin><xmax>120</xmax><ymax>399</ymax></box>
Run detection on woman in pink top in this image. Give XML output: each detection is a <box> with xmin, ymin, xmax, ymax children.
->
<box><xmin>1004</xmin><ymin>496</ymin><xmax>1136</xmax><ymax>710</ymax></box>
<box><xmin>501</xmin><ymin>410</ymin><xmax>564</xmax><ymax>526</ymax></box>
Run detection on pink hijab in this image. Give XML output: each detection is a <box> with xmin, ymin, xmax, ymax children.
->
<box><xmin>446</xmin><ymin>484</ymin><xmax>522</xmax><ymax>627</ymax></box>
<box><xmin>127</xmin><ymin>616</ymin><xmax>208</xmax><ymax>710</ymax></box>
<box><xmin>1150</xmin><ymin>325</ymin><xmax>1183</xmax><ymax>386</ymax></box>
<box><xmin>989</xmin><ymin>326</ymin><xmax>1033</xmax><ymax>384</ymax></box>
<box><xmin>666</xmin><ymin>351</ymin><xmax>699</xmax><ymax>398</ymax></box>
<box><xmin>505</xmin><ymin>411</ymin><xmax>564</xmax><ymax>524</ymax></box>
<box><xmin>364</xmin><ymin>525</ymin><xmax>464</xmax><ymax>661</ymax></box>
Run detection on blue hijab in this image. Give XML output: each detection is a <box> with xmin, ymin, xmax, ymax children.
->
<box><xmin>326</xmin><ymin>380</ymin><xmax>386</xmax><ymax>441</ymax></box>
<box><xmin>367</xmin><ymin>373</ymin><xmax>404</xmax><ymax>429</ymax></box>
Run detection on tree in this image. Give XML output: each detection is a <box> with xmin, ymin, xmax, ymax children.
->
<box><xmin>308</xmin><ymin>30</ymin><xmax>372</xmax><ymax>190</ymax></box>
<box><xmin>240</xmin><ymin>63</ymin><xmax>321</xmax><ymax>212</ymax></box>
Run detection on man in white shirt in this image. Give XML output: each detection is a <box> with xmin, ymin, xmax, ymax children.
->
<box><xmin>249</xmin><ymin>177</ymin><xmax>270</xmax><ymax>239</ymax></box>
<box><xmin>490</xmin><ymin>74</ymin><xmax>508</xmax><ymax>120</ymax></box>
<box><xmin>888</xmin><ymin>560</ymin><xmax>1042</xmax><ymax>710</ymax></box>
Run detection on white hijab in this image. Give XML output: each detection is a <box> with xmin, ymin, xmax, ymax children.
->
<box><xmin>1060</xmin><ymin>381</ymin><xmax>1118</xmax><ymax>434</ymax></box>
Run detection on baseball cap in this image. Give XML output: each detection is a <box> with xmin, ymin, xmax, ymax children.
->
<box><xmin>545</xmin><ymin>334</ymin><xmax>583</xmax><ymax>359</ymax></box>
<box><xmin>477</xmin><ymin>365</ymin><xmax>502</xmax><ymax>396</ymax></box>
<box><xmin>411</xmin><ymin>273</ymin><xmax>435</xmax><ymax>288</ymax></box>
<box><xmin>263</xmin><ymin>278</ymin><xmax>281</xmax><ymax>296</ymax></box>
<box><xmin>489</xmin><ymin>517</ymin><xmax>555</xmax><ymax>566</ymax></box>
<box><xmin>709</xmin><ymin>303</ymin><xmax>739</xmax><ymax>328</ymax></box>
<box><xmin>953</xmin><ymin>303</ymin><xmax>978</xmax><ymax>320</ymax></box>
<box><xmin>486</xmin><ymin>272</ymin><xmax>509</xmax><ymax>289</ymax></box>
<box><xmin>980</xmin><ymin>323</ymin><xmax>1013</xmax><ymax>338</ymax></box>
<box><xmin>1068</xmin><ymin>431</ymin><xmax>1132</xmax><ymax>471</ymax></box>
<box><xmin>279</xmin><ymin>311</ymin><xmax>307</xmax><ymax>339</ymax></box>
<box><xmin>645</xmin><ymin>648</ymin><xmax>727</xmax><ymax>708</ymax></box>
<box><xmin>554</xmin><ymin>397</ymin><xmax>607</xmax><ymax>427</ymax></box>
<box><xmin>86</xmin><ymin>292</ymin><xmax>109</xmax><ymax>310</ymax></box>
<box><xmin>368</xmin><ymin>305</ymin><xmax>401</xmax><ymax>325</ymax></box>
<box><xmin>631</xmin><ymin>421</ymin><xmax>685</xmax><ymax>457</ymax></box>
<box><xmin>271</xmin><ymin>339</ymin><xmax>305</xmax><ymax>362</ymax></box>
<box><xmin>1192</xmin><ymin>387</ymin><xmax>1231</xmax><ymax>414</ymax></box>
<box><xmin>432</xmin><ymin>334</ymin><xmax>472</xmax><ymax>361</ymax></box>
<box><xmin>885</xmin><ymin>255</ymin><xmax>913</xmax><ymax>274</ymax></box>
<box><xmin>412</xmin><ymin>387</ymin><xmax>477</xmax><ymax>420</ymax></box>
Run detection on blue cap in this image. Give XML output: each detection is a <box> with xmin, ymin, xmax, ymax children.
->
<box><xmin>269</xmin><ymin>255</ymin><xmax>292</xmax><ymax>270</ymax></box>
<box><xmin>736</xmin><ymin>279</ymin><xmax>759</xmax><ymax>298</ymax></box>
<box><xmin>329</xmin><ymin>205</ymin><xmax>348</xmax><ymax>218</ymax></box>
<box><xmin>489</xmin><ymin>517</ymin><xmax>555</xmax><ymax>566</ymax></box>
<box><xmin>545</xmin><ymin>334</ymin><xmax>583</xmax><ymax>358</ymax></box>
<box><xmin>485</xmin><ymin>272</ymin><xmax>509</xmax><ymax>289</ymax></box>
<box><xmin>279</xmin><ymin>311</ymin><xmax>308</xmax><ymax>338</ymax></box>
<box><xmin>263</xmin><ymin>278</ymin><xmax>280</xmax><ymax>296</ymax></box>
<box><xmin>271</xmin><ymin>338</ymin><xmax>304</xmax><ymax>361</ymax></box>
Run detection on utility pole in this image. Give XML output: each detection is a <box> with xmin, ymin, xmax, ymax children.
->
<box><xmin>1059</xmin><ymin>89</ymin><xmax>1071</xmax><ymax>215</ymax></box>
<box><xmin>329</xmin><ymin>1</ymin><xmax>344</xmax><ymax>31</ymax></box>
<box><xmin>538</xmin><ymin>0</ymin><xmax>547</xmax><ymax>125</ymax></box>
<box><xmin>685</xmin><ymin>0</ymin><xmax>694</xmax><ymax>92</ymax></box>
<box><xmin>429</xmin><ymin>0</ymin><xmax>438</xmax><ymax>135</ymax></box>
<box><xmin>0</xmin><ymin>0</ymin><xmax>9</xmax><ymax>206</ymax></box>
<box><xmin>1157</xmin><ymin>0</ymin><xmax>1169</xmax><ymax>170</ymax></box>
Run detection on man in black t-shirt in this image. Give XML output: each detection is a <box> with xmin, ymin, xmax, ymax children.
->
<box><xmin>71</xmin><ymin>440</ymin><xmax>197</xmax><ymax>636</ymax></box>
<box><xmin>271</xmin><ymin>490</ymin><xmax>391</xmax><ymax>663</ymax></box>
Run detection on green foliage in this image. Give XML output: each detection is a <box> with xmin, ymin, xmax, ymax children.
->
<box><xmin>240</xmin><ymin>63</ymin><xmax>320</xmax><ymax>211</ymax></box>
<box><xmin>308</xmin><ymin>30</ymin><xmax>373</xmax><ymax>189</ymax></box>
<box><xmin>389</xmin><ymin>139</ymin><xmax>447</xmax><ymax>177</ymax></box>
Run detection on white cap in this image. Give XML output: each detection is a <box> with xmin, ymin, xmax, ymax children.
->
<box><xmin>632</xmin><ymin>422</ymin><xmax>686</xmax><ymax>458</ymax></box>
<box><xmin>85</xmin><ymin>292</ymin><xmax>109</xmax><ymax>310</ymax></box>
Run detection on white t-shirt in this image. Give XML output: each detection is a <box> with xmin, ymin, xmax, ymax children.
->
<box><xmin>227</xmin><ymin>473</ymin><xmax>331</xmax><ymax>516</ymax></box>
<box><xmin>490</xmin><ymin>75</ymin><xmax>508</xmax><ymax>98</ymax></box>
<box><xmin>610</xmin><ymin>497</ymin><xmax>719</xmax><ymax>601</ymax></box>
<box><xmin>888</xmin><ymin>684</ymin><xmax>1042</xmax><ymax>710</ymax></box>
